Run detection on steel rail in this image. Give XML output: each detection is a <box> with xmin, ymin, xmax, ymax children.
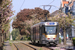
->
<box><xmin>21</xmin><ymin>43</ymin><xmax>37</xmax><ymax>50</ymax></box>
<box><xmin>13</xmin><ymin>43</ymin><xmax>19</xmax><ymax>50</ymax></box>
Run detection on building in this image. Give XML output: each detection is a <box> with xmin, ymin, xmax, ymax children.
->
<box><xmin>60</xmin><ymin>0</ymin><xmax>75</xmax><ymax>38</ymax></box>
<box><xmin>61</xmin><ymin>0</ymin><xmax>75</xmax><ymax>7</ymax></box>
<box><xmin>61</xmin><ymin>0</ymin><xmax>69</xmax><ymax>7</ymax></box>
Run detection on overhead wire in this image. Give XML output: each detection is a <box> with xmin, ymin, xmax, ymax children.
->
<box><xmin>39</xmin><ymin>0</ymin><xmax>55</xmax><ymax>11</ymax></box>
<box><xmin>48</xmin><ymin>0</ymin><xmax>55</xmax><ymax>5</ymax></box>
<box><xmin>20</xmin><ymin>0</ymin><xmax>25</xmax><ymax>10</ymax></box>
<box><xmin>39</xmin><ymin>5</ymin><xmax>58</xmax><ymax>11</ymax></box>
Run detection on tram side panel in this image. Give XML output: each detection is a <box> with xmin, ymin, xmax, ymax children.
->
<box><xmin>31</xmin><ymin>27</ymin><xmax>33</xmax><ymax>42</ymax></box>
<box><xmin>33</xmin><ymin>27</ymin><xmax>36</xmax><ymax>41</ymax></box>
<box><xmin>31</xmin><ymin>22</ymin><xmax>59</xmax><ymax>45</ymax></box>
<box><xmin>35</xmin><ymin>25</ymin><xmax>40</xmax><ymax>42</ymax></box>
<box><xmin>39</xmin><ymin>25</ymin><xmax>45</xmax><ymax>44</ymax></box>
<box><xmin>31</xmin><ymin>27</ymin><xmax>36</xmax><ymax>42</ymax></box>
<box><xmin>56</xmin><ymin>25</ymin><xmax>59</xmax><ymax>44</ymax></box>
<box><xmin>31</xmin><ymin>25</ymin><xmax>40</xmax><ymax>43</ymax></box>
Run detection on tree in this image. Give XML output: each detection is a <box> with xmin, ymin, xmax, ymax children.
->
<box><xmin>49</xmin><ymin>12</ymin><xmax>75</xmax><ymax>45</ymax></box>
<box><xmin>0</xmin><ymin>0</ymin><xmax>13</xmax><ymax>49</ymax></box>
<box><xmin>11</xmin><ymin>29</ymin><xmax>20</xmax><ymax>40</ymax></box>
<box><xmin>12</xmin><ymin>7</ymin><xmax>50</xmax><ymax>35</ymax></box>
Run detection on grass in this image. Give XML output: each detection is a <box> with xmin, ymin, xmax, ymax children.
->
<box><xmin>55</xmin><ymin>48</ymin><xmax>60</xmax><ymax>50</ymax></box>
<box><xmin>39</xmin><ymin>48</ymin><xmax>42</xmax><ymax>50</ymax></box>
<box><xmin>72</xmin><ymin>37</ymin><xmax>75</xmax><ymax>40</ymax></box>
<box><xmin>9</xmin><ymin>43</ymin><xmax>12</xmax><ymax>46</ymax></box>
<box><xmin>9</xmin><ymin>40</ymin><xmax>12</xmax><ymax>46</ymax></box>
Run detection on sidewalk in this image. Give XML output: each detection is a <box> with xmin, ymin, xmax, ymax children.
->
<box><xmin>3</xmin><ymin>41</ymin><xmax>12</xmax><ymax>50</ymax></box>
<box><xmin>57</xmin><ymin>40</ymin><xmax>73</xmax><ymax>47</ymax></box>
<box><xmin>56</xmin><ymin>40</ymin><xmax>74</xmax><ymax>50</ymax></box>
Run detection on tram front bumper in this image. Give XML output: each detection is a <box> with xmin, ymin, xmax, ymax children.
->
<box><xmin>42</xmin><ymin>40</ymin><xmax>58</xmax><ymax>44</ymax></box>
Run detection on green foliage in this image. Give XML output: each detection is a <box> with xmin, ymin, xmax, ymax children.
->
<box><xmin>72</xmin><ymin>37</ymin><xmax>75</xmax><ymax>40</ymax></box>
<box><xmin>49</xmin><ymin>13</ymin><xmax>74</xmax><ymax>29</ymax></box>
<box><xmin>11</xmin><ymin>29</ymin><xmax>20</xmax><ymax>40</ymax></box>
<box><xmin>49</xmin><ymin>12</ymin><xmax>75</xmax><ymax>44</ymax></box>
<box><xmin>59</xmin><ymin>38</ymin><xmax>61</xmax><ymax>44</ymax></box>
<box><xmin>0</xmin><ymin>0</ymin><xmax>13</xmax><ymax>40</ymax></box>
<box><xmin>9</xmin><ymin>40</ymin><xmax>12</xmax><ymax>46</ymax></box>
<box><xmin>72</xmin><ymin>37</ymin><xmax>75</xmax><ymax>46</ymax></box>
<box><xmin>55</xmin><ymin>49</ymin><xmax>60</xmax><ymax>50</ymax></box>
<box><xmin>20</xmin><ymin>35</ymin><xmax>30</xmax><ymax>41</ymax></box>
<box><xmin>39</xmin><ymin>48</ymin><xmax>42</xmax><ymax>50</ymax></box>
<box><xmin>28</xmin><ymin>37</ymin><xmax>31</xmax><ymax>40</ymax></box>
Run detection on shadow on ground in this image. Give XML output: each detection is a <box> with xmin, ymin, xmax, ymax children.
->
<box><xmin>29</xmin><ymin>42</ymin><xmax>56</xmax><ymax>47</ymax></box>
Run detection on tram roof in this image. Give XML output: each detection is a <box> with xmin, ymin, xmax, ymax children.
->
<box><xmin>31</xmin><ymin>21</ymin><xmax>58</xmax><ymax>27</ymax></box>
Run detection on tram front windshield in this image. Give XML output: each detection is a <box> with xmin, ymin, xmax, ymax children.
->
<box><xmin>45</xmin><ymin>26</ymin><xmax>56</xmax><ymax>34</ymax></box>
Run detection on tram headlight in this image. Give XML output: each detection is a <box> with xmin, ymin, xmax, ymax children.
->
<box><xmin>53</xmin><ymin>38</ymin><xmax>55</xmax><ymax>40</ymax></box>
<box><xmin>48</xmin><ymin>38</ymin><xmax>50</xmax><ymax>40</ymax></box>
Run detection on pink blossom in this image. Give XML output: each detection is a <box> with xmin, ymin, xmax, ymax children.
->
<box><xmin>6</xmin><ymin>17</ymin><xmax>10</xmax><ymax>21</ymax></box>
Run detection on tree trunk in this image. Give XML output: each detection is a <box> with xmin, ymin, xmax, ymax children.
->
<box><xmin>0</xmin><ymin>17</ymin><xmax>3</xmax><ymax>50</ymax></box>
<box><xmin>0</xmin><ymin>33</ymin><xmax>3</xmax><ymax>50</ymax></box>
<box><xmin>63</xmin><ymin>27</ymin><xmax>66</xmax><ymax>45</ymax></box>
<box><xmin>4</xmin><ymin>32</ymin><xmax>6</xmax><ymax>40</ymax></box>
<box><xmin>2</xmin><ymin>33</ymin><xmax>3</xmax><ymax>43</ymax></box>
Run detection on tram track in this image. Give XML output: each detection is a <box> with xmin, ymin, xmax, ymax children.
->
<box><xmin>21</xmin><ymin>42</ymin><xmax>62</xmax><ymax>50</ymax></box>
<box><xmin>20</xmin><ymin>42</ymin><xmax>52</xmax><ymax>50</ymax></box>
<box><xmin>21</xmin><ymin>42</ymin><xmax>52</xmax><ymax>50</ymax></box>
<box><xmin>13</xmin><ymin>41</ymin><xmax>66</xmax><ymax>50</ymax></box>
<box><xmin>21</xmin><ymin>43</ymin><xmax>37</xmax><ymax>50</ymax></box>
<box><xmin>13</xmin><ymin>43</ymin><xmax>37</xmax><ymax>50</ymax></box>
<box><xmin>13</xmin><ymin>43</ymin><xmax>19</xmax><ymax>50</ymax></box>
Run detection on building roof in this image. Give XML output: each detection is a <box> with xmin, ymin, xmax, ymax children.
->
<box><xmin>50</xmin><ymin>10</ymin><xmax>61</xmax><ymax>17</ymax></box>
<box><xmin>50</xmin><ymin>10</ymin><xmax>68</xmax><ymax>17</ymax></box>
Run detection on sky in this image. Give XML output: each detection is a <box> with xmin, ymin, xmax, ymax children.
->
<box><xmin>10</xmin><ymin>0</ymin><xmax>61</xmax><ymax>32</ymax></box>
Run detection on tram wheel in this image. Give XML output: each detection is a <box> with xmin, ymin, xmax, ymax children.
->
<box><xmin>32</xmin><ymin>40</ymin><xmax>35</xmax><ymax>44</ymax></box>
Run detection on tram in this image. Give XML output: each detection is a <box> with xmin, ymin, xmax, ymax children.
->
<box><xmin>31</xmin><ymin>20</ymin><xmax>59</xmax><ymax>46</ymax></box>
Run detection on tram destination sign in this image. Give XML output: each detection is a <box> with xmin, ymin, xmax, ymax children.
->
<box><xmin>45</xmin><ymin>22</ymin><xmax>58</xmax><ymax>25</ymax></box>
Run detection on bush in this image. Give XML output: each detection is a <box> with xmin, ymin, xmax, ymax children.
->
<box><xmin>72</xmin><ymin>37</ymin><xmax>75</xmax><ymax>46</ymax></box>
<box><xmin>28</xmin><ymin>37</ymin><xmax>31</xmax><ymax>40</ymax></box>
<box><xmin>59</xmin><ymin>38</ymin><xmax>61</xmax><ymax>44</ymax></box>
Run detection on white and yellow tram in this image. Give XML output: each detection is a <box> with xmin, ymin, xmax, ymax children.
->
<box><xmin>31</xmin><ymin>21</ymin><xmax>59</xmax><ymax>46</ymax></box>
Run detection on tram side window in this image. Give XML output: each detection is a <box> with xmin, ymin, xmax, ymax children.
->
<box><xmin>57</xmin><ymin>25</ymin><xmax>59</xmax><ymax>33</ymax></box>
<box><xmin>36</xmin><ymin>26</ymin><xmax>39</xmax><ymax>34</ymax></box>
<box><xmin>41</xmin><ymin>25</ymin><xmax>45</xmax><ymax>33</ymax></box>
<box><xmin>33</xmin><ymin>27</ymin><xmax>36</xmax><ymax>34</ymax></box>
